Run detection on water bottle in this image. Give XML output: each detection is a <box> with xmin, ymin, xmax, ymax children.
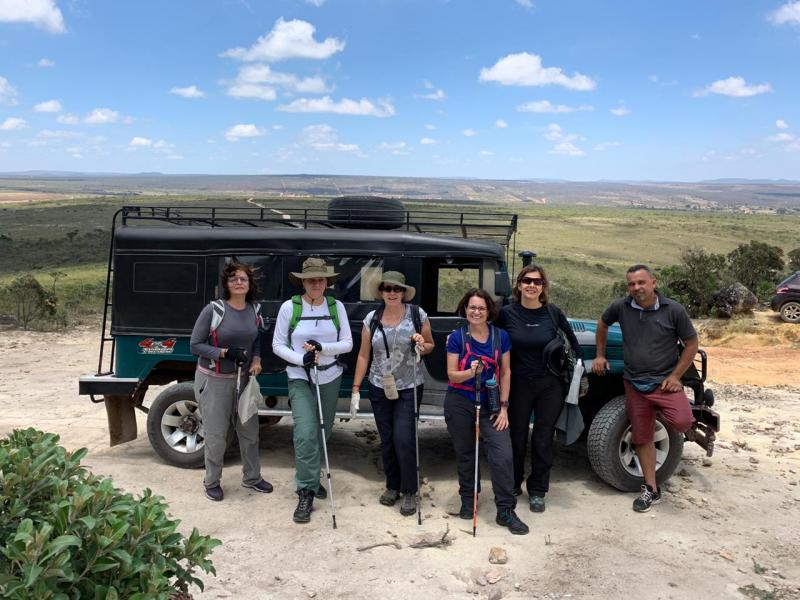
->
<box><xmin>485</xmin><ymin>377</ymin><xmax>500</xmax><ymax>414</ymax></box>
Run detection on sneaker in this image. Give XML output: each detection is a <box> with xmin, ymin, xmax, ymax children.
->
<box><xmin>459</xmin><ymin>499</ymin><xmax>474</xmax><ymax>520</ymax></box>
<box><xmin>496</xmin><ymin>509</ymin><xmax>529</xmax><ymax>535</ymax></box>
<box><xmin>512</xmin><ymin>486</ymin><xmax>522</xmax><ymax>497</ymax></box>
<box><xmin>242</xmin><ymin>479</ymin><xmax>273</xmax><ymax>494</ymax></box>
<box><xmin>315</xmin><ymin>483</ymin><xmax>328</xmax><ymax>499</ymax></box>
<box><xmin>632</xmin><ymin>484</ymin><xmax>662</xmax><ymax>513</ymax></box>
<box><xmin>205</xmin><ymin>485</ymin><xmax>224</xmax><ymax>502</ymax></box>
<box><xmin>399</xmin><ymin>494</ymin><xmax>417</xmax><ymax>516</ymax></box>
<box><xmin>529</xmin><ymin>495</ymin><xmax>545</xmax><ymax>513</ymax></box>
<box><xmin>379</xmin><ymin>488</ymin><xmax>400</xmax><ymax>506</ymax></box>
<box><xmin>293</xmin><ymin>489</ymin><xmax>315</xmax><ymax>523</ymax></box>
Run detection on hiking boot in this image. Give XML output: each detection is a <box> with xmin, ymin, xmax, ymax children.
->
<box><xmin>399</xmin><ymin>494</ymin><xmax>417</xmax><ymax>516</ymax></box>
<box><xmin>315</xmin><ymin>483</ymin><xmax>327</xmax><ymax>499</ymax></box>
<box><xmin>633</xmin><ymin>484</ymin><xmax>662</xmax><ymax>513</ymax></box>
<box><xmin>205</xmin><ymin>485</ymin><xmax>224</xmax><ymax>502</ymax></box>
<box><xmin>242</xmin><ymin>479</ymin><xmax>273</xmax><ymax>493</ymax></box>
<box><xmin>459</xmin><ymin>499</ymin><xmax>474</xmax><ymax>520</ymax></box>
<box><xmin>293</xmin><ymin>489</ymin><xmax>315</xmax><ymax>523</ymax></box>
<box><xmin>379</xmin><ymin>488</ymin><xmax>400</xmax><ymax>506</ymax></box>
<box><xmin>512</xmin><ymin>486</ymin><xmax>522</xmax><ymax>497</ymax></box>
<box><xmin>496</xmin><ymin>508</ymin><xmax>529</xmax><ymax>535</ymax></box>
<box><xmin>529</xmin><ymin>495</ymin><xmax>545</xmax><ymax>513</ymax></box>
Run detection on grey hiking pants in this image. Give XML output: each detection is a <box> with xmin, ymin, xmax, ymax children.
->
<box><xmin>195</xmin><ymin>369</ymin><xmax>261</xmax><ymax>489</ymax></box>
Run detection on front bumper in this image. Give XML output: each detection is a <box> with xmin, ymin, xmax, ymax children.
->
<box><xmin>79</xmin><ymin>374</ymin><xmax>140</xmax><ymax>398</ymax></box>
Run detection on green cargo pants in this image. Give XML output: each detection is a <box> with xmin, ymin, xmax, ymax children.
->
<box><xmin>288</xmin><ymin>375</ymin><xmax>341</xmax><ymax>491</ymax></box>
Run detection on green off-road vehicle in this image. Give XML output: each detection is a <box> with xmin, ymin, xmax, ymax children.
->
<box><xmin>79</xmin><ymin>198</ymin><xmax>720</xmax><ymax>491</ymax></box>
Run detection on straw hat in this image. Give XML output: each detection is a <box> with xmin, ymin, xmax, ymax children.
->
<box><xmin>288</xmin><ymin>257</ymin><xmax>339</xmax><ymax>287</ymax></box>
<box><xmin>369</xmin><ymin>271</ymin><xmax>416</xmax><ymax>302</ymax></box>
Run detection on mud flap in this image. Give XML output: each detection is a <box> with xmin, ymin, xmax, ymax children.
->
<box><xmin>686</xmin><ymin>405</ymin><xmax>720</xmax><ymax>457</ymax></box>
<box><xmin>104</xmin><ymin>395</ymin><xmax>138</xmax><ymax>446</ymax></box>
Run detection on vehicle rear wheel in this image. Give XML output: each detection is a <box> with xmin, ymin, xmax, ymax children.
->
<box><xmin>327</xmin><ymin>196</ymin><xmax>405</xmax><ymax>229</ymax></box>
<box><xmin>147</xmin><ymin>382</ymin><xmax>206</xmax><ymax>468</ymax></box>
<box><xmin>779</xmin><ymin>301</ymin><xmax>800</xmax><ymax>323</ymax></box>
<box><xmin>587</xmin><ymin>395</ymin><xmax>684</xmax><ymax>492</ymax></box>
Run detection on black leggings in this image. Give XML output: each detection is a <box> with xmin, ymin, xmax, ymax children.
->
<box><xmin>507</xmin><ymin>373</ymin><xmax>564</xmax><ymax>496</ymax></box>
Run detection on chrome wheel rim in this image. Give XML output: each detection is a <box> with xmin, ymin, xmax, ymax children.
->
<box><xmin>160</xmin><ymin>399</ymin><xmax>205</xmax><ymax>454</ymax></box>
<box><xmin>619</xmin><ymin>421</ymin><xmax>670</xmax><ymax>476</ymax></box>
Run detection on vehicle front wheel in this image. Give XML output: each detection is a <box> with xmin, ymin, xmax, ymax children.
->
<box><xmin>780</xmin><ymin>301</ymin><xmax>800</xmax><ymax>323</ymax></box>
<box><xmin>587</xmin><ymin>395</ymin><xmax>684</xmax><ymax>492</ymax></box>
<box><xmin>146</xmin><ymin>382</ymin><xmax>206</xmax><ymax>468</ymax></box>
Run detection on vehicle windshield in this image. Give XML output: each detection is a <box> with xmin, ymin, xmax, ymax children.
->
<box><xmin>777</xmin><ymin>272</ymin><xmax>800</xmax><ymax>288</ymax></box>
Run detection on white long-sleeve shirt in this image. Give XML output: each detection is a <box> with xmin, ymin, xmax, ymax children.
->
<box><xmin>272</xmin><ymin>296</ymin><xmax>353</xmax><ymax>384</ymax></box>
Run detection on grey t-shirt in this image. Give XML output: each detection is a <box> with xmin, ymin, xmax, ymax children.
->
<box><xmin>190</xmin><ymin>302</ymin><xmax>261</xmax><ymax>374</ymax></box>
<box><xmin>364</xmin><ymin>304</ymin><xmax>428</xmax><ymax>390</ymax></box>
<box><xmin>601</xmin><ymin>293</ymin><xmax>697</xmax><ymax>385</ymax></box>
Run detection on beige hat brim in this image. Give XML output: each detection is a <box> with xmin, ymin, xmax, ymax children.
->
<box><xmin>370</xmin><ymin>279</ymin><xmax>416</xmax><ymax>302</ymax></box>
<box><xmin>288</xmin><ymin>271</ymin><xmax>339</xmax><ymax>287</ymax></box>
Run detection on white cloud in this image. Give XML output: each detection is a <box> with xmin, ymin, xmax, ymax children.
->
<box><xmin>550</xmin><ymin>141</ymin><xmax>585</xmax><ymax>157</ymax></box>
<box><xmin>0</xmin><ymin>76</ymin><xmax>18</xmax><ymax>105</ymax></box>
<box><xmin>301</xmin><ymin>124</ymin><xmax>358</xmax><ymax>152</ymax></box>
<box><xmin>167</xmin><ymin>154</ymin><xmax>184</xmax><ymax>160</ymax></box>
<box><xmin>85</xmin><ymin>108</ymin><xmax>121</xmax><ymax>124</ymax></box>
<box><xmin>517</xmin><ymin>100</ymin><xmax>593</xmax><ymax>113</ymax></box>
<box><xmin>0</xmin><ymin>117</ymin><xmax>28</xmax><ymax>131</ymax></box>
<box><xmin>378</xmin><ymin>141</ymin><xmax>407</xmax><ymax>150</ymax></box>
<box><xmin>228</xmin><ymin>83</ymin><xmax>277</xmax><ymax>101</ymax></box>
<box><xmin>694</xmin><ymin>76</ymin><xmax>772</xmax><ymax>98</ymax></box>
<box><xmin>153</xmin><ymin>140</ymin><xmax>170</xmax><ymax>149</ymax></box>
<box><xmin>417</xmin><ymin>82</ymin><xmax>447</xmax><ymax>101</ymax></box>
<box><xmin>222</xmin><ymin>18</ymin><xmax>345</xmax><ymax>62</ymax></box>
<box><xmin>38</xmin><ymin>57</ymin><xmax>55</xmax><ymax>67</ymax></box>
<box><xmin>306</xmin><ymin>0</ymin><xmax>326</xmax><ymax>5</ymax></box>
<box><xmin>129</xmin><ymin>137</ymin><xmax>152</xmax><ymax>147</ymax></box>
<box><xmin>420</xmin><ymin>137</ymin><xmax>437</xmax><ymax>145</ymax></box>
<box><xmin>34</xmin><ymin>99</ymin><xmax>62</xmax><ymax>113</ymax></box>
<box><xmin>479</xmin><ymin>52</ymin><xmax>596</xmax><ymax>91</ymax></box>
<box><xmin>37</xmin><ymin>129</ymin><xmax>79</xmax><ymax>139</ymax></box>
<box><xmin>479</xmin><ymin>150</ymin><xmax>494</xmax><ymax>156</ymax></box>
<box><xmin>769</xmin><ymin>1</ymin><xmax>800</xmax><ymax>25</ymax></box>
<box><xmin>0</xmin><ymin>0</ymin><xmax>65</xmax><ymax>33</ymax></box>
<box><xmin>495</xmin><ymin>119</ymin><xmax>508</xmax><ymax>128</ymax></box>
<box><xmin>57</xmin><ymin>113</ymin><xmax>80</xmax><ymax>125</ymax></box>
<box><xmin>170</xmin><ymin>85</ymin><xmax>205</xmax><ymax>98</ymax></box>
<box><xmin>768</xmin><ymin>132</ymin><xmax>794</xmax><ymax>142</ymax></box>
<box><xmin>225</xmin><ymin>123</ymin><xmax>266</xmax><ymax>142</ymax></box>
<box><xmin>776</xmin><ymin>119</ymin><xmax>789</xmax><ymax>129</ymax></box>
<box><xmin>610</xmin><ymin>105</ymin><xmax>631</xmax><ymax>116</ymax></box>
<box><xmin>462</xmin><ymin>128</ymin><xmax>478</xmax><ymax>137</ymax></box>
<box><xmin>226</xmin><ymin>64</ymin><xmax>329</xmax><ymax>101</ymax></box>
<box><xmin>66</xmin><ymin>146</ymin><xmax>82</xmax><ymax>158</ymax></box>
<box><xmin>544</xmin><ymin>123</ymin><xmax>566</xmax><ymax>141</ymax></box>
<box><xmin>278</xmin><ymin>96</ymin><xmax>395</xmax><ymax>117</ymax></box>
<box><xmin>425</xmin><ymin>123</ymin><xmax>437</xmax><ymax>130</ymax></box>
<box><xmin>648</xmin><ymin>74</ymin><xmax>678</xmax><ymax>87</ymax></box>
<box><xmin>515</xmin><ymin>0</ymin><xmax>534</xmax><ymax>7</ymax></box>
<box><xmin>594</xmin><ymin>141</ymin><xmax>621</xmax><ymax>151</ymax></box>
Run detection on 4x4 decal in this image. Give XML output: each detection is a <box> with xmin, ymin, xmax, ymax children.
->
<box><xmin>138</xmin><ymin>338</ymin><xmax>177</xmax><ymax>354</ymax></box>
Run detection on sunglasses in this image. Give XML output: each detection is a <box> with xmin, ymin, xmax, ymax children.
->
<box><xmin>520</xmin><ymin>277</ymin><xmax>545</xmax><ymax>286</ymax></box>
<box><xmin>380</xmin><ymin>285</ymin><xmax>406</xmax><ymax>294</ymax></box>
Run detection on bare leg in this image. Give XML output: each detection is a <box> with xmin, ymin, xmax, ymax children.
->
<box><xmin>636</xmin><ymin>442</ymin><xmax>657</xmax><ymax>489</ymax></box>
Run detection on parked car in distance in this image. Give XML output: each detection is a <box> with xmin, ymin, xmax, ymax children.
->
<box><xmin>770</xmin><ymin>271</ymin><xmax>800</xmax><ymax>323</ymax></box>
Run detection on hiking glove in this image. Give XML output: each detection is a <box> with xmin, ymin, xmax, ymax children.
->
<box><xmin>302</xmin><ymin>350</ymin><xmax>318</xmax><ymax>367</ymax></box>
<box><xmin>226</xmin><ymin>347</ymin><xmax>248</xmax><ymax>366</ymax></box>
<box><xmin>306</xmin><ymin>339</ymin><xmax>322</xmax><ymax>352</ymax></box>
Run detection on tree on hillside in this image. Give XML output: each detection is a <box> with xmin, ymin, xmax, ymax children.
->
<box><xmin>727</xmin><ymin>241</ymin><xmax>784</xmax><ymax>294</ymax></box>
<box><xmin>788</xmin><ymin>248</ymin><xmax>800</xmax><ymax>272</ymax></box>
<box><xmin>657</xmin><ymin>248</ymin><xmax>728</xmax><ymax>317</ymax></box>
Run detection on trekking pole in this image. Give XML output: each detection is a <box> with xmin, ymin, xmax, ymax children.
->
<box><xmin>472</xmin><ymin>359</ymin><xmax>484</xmax><ymax>538</ymax></box>
<box><xmin>412</xmin><ymin>342</ymin><xmax>422</xmax><ymax>526</ymax></box>
<box><xmin>313</xmin><ymin>362</ymin><xmax>337</xmax><ymax>529</ymax></box>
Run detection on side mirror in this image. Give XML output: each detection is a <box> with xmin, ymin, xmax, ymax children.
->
<box><xmin>519</xmin><ymin>250</ymin><xmax>537</xmax><ymax>267</ymax></box>
<box><xmin>495</xmin><ymin>271</ymin><xmax>512</xmax><ymax>297</ymax></box>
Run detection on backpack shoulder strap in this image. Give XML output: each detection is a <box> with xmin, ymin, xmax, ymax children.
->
<box><xmin>490</xmin><ymin>324</ymin><xmax>502</xmax><ymax>366</ymax></box>
<box><xmin>410</xmin><ymin>304</ymin><xmax>422</xmax><ymax>334</ymax></box>
<box><xmin>210</xmin><ymin>300</ymin><xmax>225</xmax><ymax>335</ymax></box>
<box><xmin>326</xmin><ymin>296</ymin><xmax>340</xmax><ymax>339</ymax></box>
<box><xmin>252</xmin><ymin>302</ymin><xmax>263</xmax><ymax>329</ymax></box>
<box><xmin>369</xmin><ymin>305</ymin><xmax>390</xmax><ymax>357</ymax></box>
<box><xmin>288</xmin><ymin>295</ymin><xmax>303</xmax><ymax>346</ymax></box>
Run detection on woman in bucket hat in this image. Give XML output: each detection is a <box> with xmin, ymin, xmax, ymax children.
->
<box><xmin>352</xmin><ymin>271</ymin><xmax>434</xmax><ymax>516</ymax></box>
<box><xmin>272</xmin><ymin>257</ymin><xmax>353</xmax><ymax>524</ymax></box>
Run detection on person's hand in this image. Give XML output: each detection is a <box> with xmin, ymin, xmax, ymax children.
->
<box><xmin>410</xmin><ymin>333</ymin><xmax>425</xmax><ymax>353</ymax></box>
<box><xmin>304</xmin><ymin>339</ymin><xmax>322</xmax><ymax>352</ymax></box>
<box><xmin>249</xmin><ymin>357</ymin><xmax>262</xmax><ymax>376</ymax></box>
<box><xmin>592</xmin><ymin>356</ymin><xmax>609</xmax><ymax>375</ymax></box>
<box><xmin>302</xmin><ymin>350</ymin><xmax>319</xmax><ymax>367</ymax></box>
<box><xmin>491</xmin><ymin>407</ymin><xmax>509</xmax><ymax>431</ymax></box>
<box><xmin>469</xmin><ymin>360</ymin><xmax>484</xmax><ymax>375</ymax></box>
<box><xmin>661</xmin><ymin>374</ymin><xmax>683</xmax><ymax>393</ymax></box>
<box><xmin>226</xmin><ymin>347</ymin><xmax>248</xmax><ymax>366</ymax></box>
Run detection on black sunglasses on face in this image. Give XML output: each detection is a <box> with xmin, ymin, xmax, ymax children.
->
<box><xmin>380</xmin><ymin>285</ymin><xmax>405</xmax><ymax>294</ymax></box>
<box><xmin>520</xmin><ymin>277</ymin><xmax>545</xmax><ymax>286</ymax></box>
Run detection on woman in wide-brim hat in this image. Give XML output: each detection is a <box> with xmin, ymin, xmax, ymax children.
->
<box><xmin>352</xmin><ymin>271</ymin><xmax>434</xmax><ymax>517</ymax></box>
<box><xmin>272</xmin><ymin>256</ymin><xmax>353</xmax><ymax>524</ymax></box>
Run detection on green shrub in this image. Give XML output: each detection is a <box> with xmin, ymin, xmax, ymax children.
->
<box><xmin>657</xmin><ymin>249</ymin><xmax>729</xmax><ymax>317</ymax></box>
<box><xmin>0</xmin><ymin>275</ymin><xmax>57</xmax><ymax>329</ymax></box>
<box><xmin>0</xmin><ymin>429</ymin><xmax>221</xmax><ymax>599</ymax></box>
<box><xmin>727</xmin><ymin>241</ymin><xmax>784</xmax><ymax>295</ymax></box>
<box><xmin>788</xmin><ymin>248</ymin><xmax>800</xmax><ymax>271</ymax></box>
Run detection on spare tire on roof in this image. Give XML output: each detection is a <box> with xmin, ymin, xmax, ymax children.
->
<box><xmin>327</xmin><ymin>196</ymin><xmax>406</xmax><ymax>230</ymax></box>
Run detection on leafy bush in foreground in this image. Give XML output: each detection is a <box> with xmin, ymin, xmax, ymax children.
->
<box><xmin>0</xmin><ymin>429</ymin><xmax>221</xmax><ymax>599</ymax></box>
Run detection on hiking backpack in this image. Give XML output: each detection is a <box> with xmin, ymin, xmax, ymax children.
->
<box><xmin>448</xmin><ymin>325</ymin><xmax>502</xmax><ymax>392</ymax></box>
<box><xmin>208</xmin><ymin>299</ymin><xmax>264</xmax><ymax>373</ymax></box>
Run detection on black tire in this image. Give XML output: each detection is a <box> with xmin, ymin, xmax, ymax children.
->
<box><xmin>779</xmin><ymin>301</ymin><xmax>800</xmax><ymax>323</ymax></box>
<box><xmin>587</xmin><ymin>395</ymin><xmax>684</xmax><ymax>492</ymax></box>
<box><xmin>147</xmin><ymin>382</ymin><xmax>206</xmax><ymax>468</ymax></box>
<box><xmin>327</xmin><ymin>196</ymin><xmax>406</xmax><ymax>229</ymax></box>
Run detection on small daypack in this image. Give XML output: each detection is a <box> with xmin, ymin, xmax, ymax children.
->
<box><xmin>287</xmin><ymin>294</ymin><xmax>341</xmax><ymax>347</ymax></box>
<box><xmin>448</xmin><ymin>325</ymin><xmax>501</xmax><ymax>393</ymax></box>
<box><xmin>208</xmin><ymin>299</ymin><xmax>263</xmax><ymax>373</ymax></box>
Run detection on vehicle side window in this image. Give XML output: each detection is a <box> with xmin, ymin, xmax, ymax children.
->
<box><xmin>437</xmin><ymin>265</ymin><xmax>481</xmax><ymax>313</ymax></box>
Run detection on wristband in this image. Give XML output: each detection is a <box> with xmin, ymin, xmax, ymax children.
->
<box><xmin>352</xmin><ymin>384</ymin><xmax>360</xmax><ymax>390</ymax></box>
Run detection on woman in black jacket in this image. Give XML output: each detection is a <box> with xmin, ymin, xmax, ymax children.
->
<box><xmin>496</xmin><ymin>264</ymin><xmax>581</xmax><ymax>513</ymax></box>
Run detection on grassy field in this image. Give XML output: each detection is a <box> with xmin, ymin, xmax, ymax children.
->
<box><xmin>0</xmin><ymin>196</ymin><xmax>798</xmax><ymax>323</ymax></box>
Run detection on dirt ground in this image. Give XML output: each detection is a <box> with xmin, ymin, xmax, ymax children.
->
<box><xmin>1</xmin><ymin>315</ymin><xmax>799</xmax><ymax>600</ymax></box>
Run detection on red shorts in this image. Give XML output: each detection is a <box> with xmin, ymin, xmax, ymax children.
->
<box><xmin>623</xmin><ymin>380</ymin><xmax>694</xmax><ymax>445</ymax></box>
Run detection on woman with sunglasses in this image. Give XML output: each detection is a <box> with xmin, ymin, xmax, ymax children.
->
<box><xmin>444</xmin><ymin>288</ymin><xmax>528</xmax><ymax>534</ymax></box>
<box><xmin>496</xmin><ymin>265</ymin><xmax>581</xmax><ymax>513</ymax></box>
<box><xmin>190</xmin><ymin>261</ymin><xmax>272</xmax><ymax>502</ymax></box>
<box><xmin>352</xmin><ymin>271</ymin><xmax>434</xmax><ymax>517</ymax></box>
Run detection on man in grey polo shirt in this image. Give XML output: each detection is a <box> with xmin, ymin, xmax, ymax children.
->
<box><xmin>592</xmin><ymin>264</ymin><xmax>697</xmax><ymax>512</ymax></box>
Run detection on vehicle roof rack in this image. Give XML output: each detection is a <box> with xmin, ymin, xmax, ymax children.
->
<box><xmin>118</xmin><ymin>205</ymin><xmax>518</xmax><ymax>247</ymax></box>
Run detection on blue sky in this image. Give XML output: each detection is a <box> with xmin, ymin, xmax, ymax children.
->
<box><xmin>0</xmin><ymin>0</ymin><xmax>799</xmax><ymax>180</ymax></box>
